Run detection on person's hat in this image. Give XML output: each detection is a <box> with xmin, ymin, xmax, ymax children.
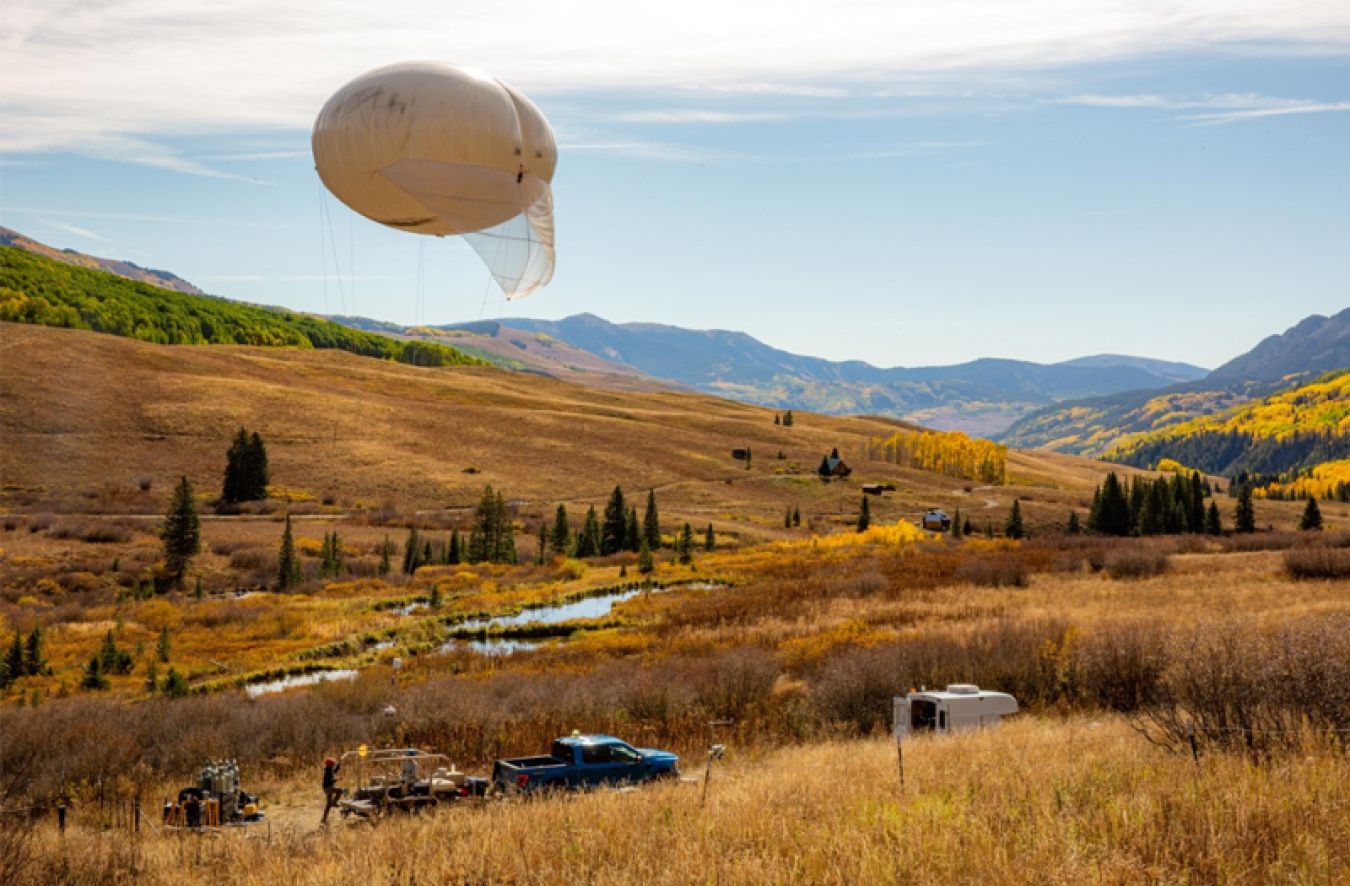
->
<box><xmin>407</xmin><ymin>749</ymin><xmax>417</xmax><ymax>756</ymax></box>
<box><xmin>324</xmin><ymin>757</ymin><xmax>336</xmax><ymax>766</ymax></box>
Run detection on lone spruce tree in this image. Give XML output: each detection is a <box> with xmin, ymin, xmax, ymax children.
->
<box><xmin>1004</xmin><ymin>499</ymin><xmax>1025</xmax><ymax>540</ymax></box>
<box><xmin>277</xmin><ymin>514</ymin><xmax>302</xmax><ymax>590</ymax></box>
<box><xmin>1205</xmin><ymin>500</ymin><xmax>1223</xmax><ymax>535</ymax></box>
<box><xmin>1299</xmin><ymin>497</ymin><xmax>1324</xmax><ymax>531</ymax></box>
<box><xmin>601</xmin><ymin>486</ymin><xmax>627</xmax><ymax>556</ymax></box>
<box><xmin>550</xmin><ymin>505</ymin><xmax>571</xmax><ymax>556</ymax></box>
<box><xmin>856</xmin><ymin>496</ymin><xmax>871</xmax><ymax>532</ymax></box>
<box><xmin>1234</xmin><ymin>484</ymin><xmax>1257</xmax><ymax>534</ymax></box>
<box><xmin>643</xmin><ymin>490</ymin><xmax>661</xmax><ymax>550</ymax></box>
<box><xmin>162</xmin><ymin>476</ymin><xmax>201</xmax><ymax>589</ymax></box>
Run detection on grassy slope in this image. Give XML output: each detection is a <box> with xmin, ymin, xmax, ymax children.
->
<box><xmin>0</xmin><ymin>322</ymin><xmax>1126</xmax><ymax>529</ymax></box>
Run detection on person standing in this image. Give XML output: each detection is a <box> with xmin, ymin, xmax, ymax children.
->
<box><xmin>321</xmin><ymin>757</ymin><xmax>341</xmax><ymax>824</ymax></box>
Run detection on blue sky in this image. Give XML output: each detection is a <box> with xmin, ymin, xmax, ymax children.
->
<box><xmin>2</xmin><ymin>1</ymin><xmax>1348</xmax><ymax>369</ymax></box>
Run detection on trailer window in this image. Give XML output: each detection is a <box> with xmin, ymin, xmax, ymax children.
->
<box><xmin>939</xmin><ymin>710</ymin><xmax>947</xmax><ymax>730</ymax></box>
<box><xmin>910</xmin><ymin>699</ymin><xmax>937</xmax><ymax>731</ymax></box>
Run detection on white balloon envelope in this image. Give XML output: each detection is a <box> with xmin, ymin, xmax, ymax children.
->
<box><xmin>312</xmin><ymin>63</ymin><xmax>557</xmax><ymax>300</ymax></box>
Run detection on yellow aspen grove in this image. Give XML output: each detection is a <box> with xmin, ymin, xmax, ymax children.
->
<box><xmin>868</xmin><ymin>430</ymin><xmax>1007</xmax><ymax>484</ymax></box>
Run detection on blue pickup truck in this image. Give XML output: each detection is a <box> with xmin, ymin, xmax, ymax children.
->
<box><xmin>492</xmin><ymin>734</ymin><xmax>679</xmax><ymax>793</ymax></box>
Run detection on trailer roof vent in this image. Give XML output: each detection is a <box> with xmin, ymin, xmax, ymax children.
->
<box><xmin>945</xmin><ymin>684</ymin><xmax>980</xmax><ymax>694</ymax></box>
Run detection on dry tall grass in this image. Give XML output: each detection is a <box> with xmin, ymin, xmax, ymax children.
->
<box><xmin>15</xmin><ymin>718</ymin><xmax>1350</xmax><ymax>886</ymax></box>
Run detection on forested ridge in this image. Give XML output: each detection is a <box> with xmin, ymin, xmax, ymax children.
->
<box><xmin>0</xmin><ymin>245</ymin><xmax>481</xmax><ymax>368</ymax></box>
<box><xmin>1106</xmin><ymin>370</ymin><xmax>1350</xmax><ymax>479</ymax></box>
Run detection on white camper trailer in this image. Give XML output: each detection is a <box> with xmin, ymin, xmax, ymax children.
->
<box><xmin>893</xmin><ymin>684</ymin><xmax>1018</xmax><ymax>741</ymax></box>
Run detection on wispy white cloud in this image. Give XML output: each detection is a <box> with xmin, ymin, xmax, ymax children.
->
<box><xmin>38</xmin><ymin>219</ymin><xmax>108</xmax><ymax>241</ymax></box>
<box><xmin>4</xmin><ymin>206</ymin><xmax>296</xmax><ymax>228</ymax></box>
<box><xmin>197</xmin><ymin>150</ymin><xmax>309</xmax><ymax>161</ymax></box>
<box><xmin>1050</xmin><ymin>92</ymin><xmax>1311</xmax><ymax>110</ymax></box>
<box><xmin>616</xmin><ymin>110</ymin><xmax>792</xmax><ymax>124</ymax></box>
<box><xmin>1181</xmin><ymin>101</ymin><xmax>1350</xmax><ymax>124</ymax></box>
<box><xmin>3</xmin><ymin>0</ymin><xmax>1348</xmax><ymax>164</ymax></box>
<box><xmin>1049</xmin><ymin>91</ymin><xmax>1350</xmax><ymax>125</ymax></box>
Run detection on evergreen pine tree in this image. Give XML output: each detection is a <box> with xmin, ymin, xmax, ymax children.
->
<box><xmin>145</xmin><ymin>660</ymin><xmax>159</xmax><ymax>693</ymax></box>
<box><xmin>1205</xmin><ymin>501</ymin><xmax>1223</xmax><ymax>535</ymax></box>
<box><xmin>378</xmin><ymin>535</ymin><xmax>392</xmax><ymax>575</ymax></box>
<box><xmin>1189</xmin><ymin>472</ymin><xmax>1207</xmax><ymax>533</ymax></box>
<box><xmin>403</xmin><ymin>526</ymin><xmax>423</xmax><ymax>572</ymax></box>
<box><xmin>23</xmin><ymin>625</ymin><xmax>45</xmax><ymax>676</ymax></box>
<box><xmin>638</xmin><ymin>539</ymin><xmax>654</xmax><ymax>574</ymax></box>
<box><xmin>574</xmin><ymin>507</ymin><xmax>601</xmax><ymax>558</ymax></box>
<box><xmin>601</xmin><ymin>486</ymin><xmax>627</xmax><ymax>556</ymax></box>
<box><xmin>551</xmin><ymin>505</ymin><xmax>572</xmax><ymax>556</ymax></box>
<box><xmin>447</xmin><ymin>529</ymin><xmax>462</xmax><ymax>565</ymax></box>
<box><xmin>494</xmin><ymin>491</ymin><xmax>515</xmax><ymax>564</ymax></box>
<box><xmin>278</xmin><ymin>514</ymin><xmax>303</xmax><ymax>589</ymax></box>
<box><xmin>784</xmin><ymin>507</ymin><xmax>792</xmax><ymax>529</ymax></box>
<box><xmin>162</xmin><ymin>475</ymin><xmax>201</xmax><ymax>588</ymax></box>
<box><xmin>1004</xmin><ymin>500</ymin><xmax>1025</xmax><ymax>540</ymax></box>
<box><xmin>951</xmin><ymin>508</ymin><xmax>963</xmax><ymax>538</ymax></box>
<box><xmin>156</xmin><ymin>625</ymin><xmax>171</xmax><ymax>663</ymax></box>
<box><xmin>1086</xmin><ymin>487</ymin><xmax>1102</xmax><ymax>534</ymax></box>
<box><xmin>246</xmin><ymin>432</ymin><xmax>270</xmax><ymax>500</ymax></box>
<box><xmin>1137</xmin><ymin>482</ymin><xmax>1166</xmax><ymax>536</ymax></box>
<box><xmin>783</xmin><ymin>410</ymin><xmax>794</xmax><ymax>427</ymax></box>
<box><xmin>963</xmin><ymin>516</ymin><xmax>973</xmax><ymax>536</ymax></box>
<box><xmin>1098</xmin><ymin>473</ymin><xmax>1131</xmax><ymax>536</ymax></box>
<box><xmin>221</xmin><ymin>427</ymin><xmax>250</xmax><ymax>503</ymax></box>
<box><xmin>856</xmin><ymin>496</ymin><xmax>871</xmax><ymax>532</ymax></box>
<box><xmin>98</xmin><ymin>631</ymin><xmax>132</xmax><ymax>675</ymax></box>
<box><xmin>82</xmin><ymin>654</ymin><xmax>109</xmax><ymax>690</ymax></box>
<box><xmin>161</xmin><ymin>668</ymin><xmax>190</xmax><ymax>698</ymax></box>
<box><xmin>774</xmin><ymin>413</ymin><xmax>780</xmax><ymax>425</ymax></box>
<box><xmin>704</xmin><ymin>523</ymin><xmax>715</xmax><ymax>552</ymax></box>
<box><xmin>536</xmin><ymin>521</ymin><xmax>548</xmax><ymax>564</ymax></box>
<box><xmin>625</xmin><ymin>507</ymin><xmax>641</xmax><ymax>552</ymax></box>
<box><xmin>4</xmin><ymin>632</ymin><xmax>24</xmax><ymax>685</ymax></box>
<box><xmin>792</xmin><ymin>506</ymin><xmax>801</xmax><ymax>527</ymax></box>
<box><xmin>678</xmin><ymin>523</ymin><xmax>695</xmax><ymax>564</ymax></box>
<box><xmin>1299</xmin><ymin>497</ymin><xmax>1324</xmax><ymax>531</ymax></box>
<box><xmin>1066</xmin><ymin>512</ymin><xmax>1081</xmax><ymax>535</ymax></box>
<box><xmin>984</xmin><ymin>522</ymin><xmax>995</xmax><ymax>539</ymax></box>
<box><xmin>745</xmin><ymin>447</ymin><xmax>752</xmax><ymax>470</ymax></box>
<box><xmin>1234</xmin><ymin>485</ymin><xmax>1257</xmax><ymax>534</ymax></box>
<box><xmin>643</xmin><ymin>491</ymin><xmax>661</xmax><ymax>550</ymax></box>
<box><xmin>818</xmin><ymin>456</ymin><xmax>831</xmax><ymax>478</ymax></box>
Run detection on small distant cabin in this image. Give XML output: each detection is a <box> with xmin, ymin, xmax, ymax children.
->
<box><xmin>819</xmin><ymin>456</ymin><xmax>851</xmax><ymax>478</ymax></box>
<box><xmin>731</xmin><ymin>448</ymin><xmax>749</xmax><ymax>460</ymax></box>
<box><xmin>861</xmin><ymin>484</ymin><xmax>885</xmax><ymax>496</ymax></box>
<box><xmin>893</xmin><ymin>684</ymin><xmax>1019</xmax><ymax>740</ymax></box>
<box><xmin>921</xmin><ymin>509</ymin><xmax>951</xmax><ymax>531</ymax></box>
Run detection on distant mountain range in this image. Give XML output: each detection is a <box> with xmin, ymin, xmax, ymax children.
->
<box><xmin>999</xmin><ymin>309</ymin><xmax>1350</xmax><ymax>456</ymax></box>
<box><xmin>0</xmin><ymin>226</ymin><xmax>204</xmax><ymax>295</ymax></box>
<box><xmin>419</xmin><ymin>314</ymin><xmax>1206</xmax><ymax>436</ymax></box>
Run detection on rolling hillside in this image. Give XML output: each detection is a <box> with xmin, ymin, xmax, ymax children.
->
<box><xmin>439</xmin><ymin>314</ymin><xmax>1206</xmax><ymax>437</ymax></box>
<box><xmin>999</xmin><ymin>309</ymin><xmax>1350</xmax><ymax>456</ymax></box>
<box><xmin>0</xmin><ymin>245</ymin><xmax>479</xmax><ymax>368</ymax></box>
<box><xmin>0</xmin><ymin>322</ymin><xmax>1128</xmax><ymax>534</ymax></box>
<box><xmin>0</xmin><ymin>226</ymin><xmax>206</xmax><ymax>295</ymax></box>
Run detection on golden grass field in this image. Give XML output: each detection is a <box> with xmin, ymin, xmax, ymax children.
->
<box><xmin>21</xmin><ymin>718</ymin><xmax>1350</xmax><ymax>886</ymax></box>
<box><xmin>3</xmin><ymin>323</ymin><xmax>1349</xmax><ymax>885</ymax></box>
